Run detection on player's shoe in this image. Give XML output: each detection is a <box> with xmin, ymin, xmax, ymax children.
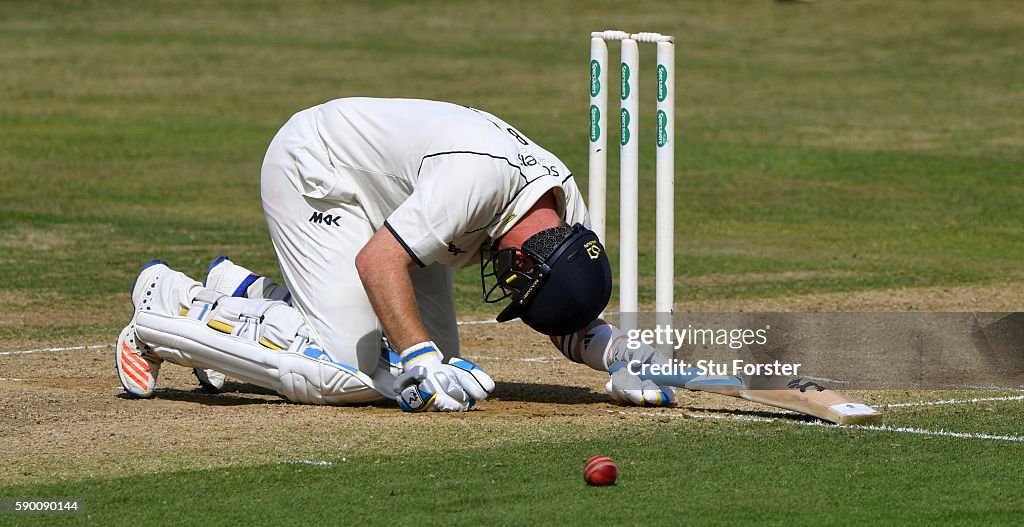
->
<box><xmin>193</xmin><ymin>368</ymin><xmax>226</xmax><ymax>393</ymax></box>
<box><xmin>115</xmin><ymin>259</ymin><xmax>168</xmax><ymax>398</ymax></box>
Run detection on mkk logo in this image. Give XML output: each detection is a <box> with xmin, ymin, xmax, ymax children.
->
<box><xmin>309</xmin><ymin>212</ymin><xmax>340</xmax><ymax>226</ymax></box>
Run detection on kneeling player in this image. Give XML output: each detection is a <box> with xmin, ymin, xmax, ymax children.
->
<box><xmin>114</xmin><ymin>97</ymin><xmax>675</xmax><ymax>411</ymax></box>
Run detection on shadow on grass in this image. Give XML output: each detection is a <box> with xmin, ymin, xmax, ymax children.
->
<box><xmin>123</xmin><ymin>381</ymin><xmax>397</xmax><ymax>408</ymax></box>
<box><xmin>489</xmin><ymin>381</ymin><xmax>607</xmax><ymax>404</ymax></box>
<box><xmin>120</xmin><ymin>379</ymin><xmax>608</xmax><ymax>407</ymax></box>
<box><xmin>114</xmin><ymin>388</ymin><xmax>289</xmax><ymax>406</ymax></box>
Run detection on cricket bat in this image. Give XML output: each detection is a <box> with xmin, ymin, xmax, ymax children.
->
<box><xmin>609</xmin><ymin>361</ymin><xmax>882</xmax><ymax>425</ymax></box>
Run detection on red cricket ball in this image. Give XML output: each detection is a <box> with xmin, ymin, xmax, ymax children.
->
<box><xmin>584</xmin><ymin>455</ymin><xmax>618</xmax><ymax>486</ymax></box>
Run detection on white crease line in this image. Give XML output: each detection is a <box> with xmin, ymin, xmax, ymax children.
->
<box><xmin>0</xmin><ymin>344</ymin><xmax>110</xmax><ymax>356</ymax></box>
<box><xmin>887</xmin><ymin>395</ymin><xmax>1024</xmax><ymax>408</ymax></box>
<box><xmin>796</xmin><ymin>421</ymin><xmax>1024</xmax><ymax>443</ymax></box>
<box><xmin>801</xmin><ymin>375</ymin><xmax>851</xmax><ymax>385</ymax></box>
<box><xmin>457</xmin><ymin>319</ymin><xmax>498</xmax><ymax>326</ymax></box>
<box><xmin>612</xmin><ymin>409</ymin><xmax>1024</xmax><ymax>443</ymax></box>
<box><xmin>0</xmin><ymin>378</ymin><xmax>29</xmax><ymax>382</ymax></box>
<box><xmin>282</xmin><ymin>459</ymin><xmax>334</xmax><ymax>466</ymax></box>
<box><xmin>932</xmin><ymin>383</ymin><xmax>1024</xmax><ymax>391</ymax></box>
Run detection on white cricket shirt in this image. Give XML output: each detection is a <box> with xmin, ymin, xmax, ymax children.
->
<box><xmin>296</xmin><ymin>97</ymin><xmax>588</xmax><ymax>267</ymax></box>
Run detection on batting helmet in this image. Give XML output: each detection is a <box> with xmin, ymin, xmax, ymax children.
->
<box><xmin>482</xmin><ymin>224</ymin><xmax>612</xmax><ymax>336</ymax></box>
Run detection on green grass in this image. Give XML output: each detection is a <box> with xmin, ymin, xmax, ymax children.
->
<box><xmin>2</xmin><ymin>1</ymin><xmax>1023</xmax><ymax>525</ymax></box>
<box><xmin>3</xmin><ymin>410</ymin><xmax>1022</xmax><ymax>527</ymax></box>
<box><xmin>2</xmin><ymin>0</ymin><xmax>1023</xmax><ymax>328</ymax></box>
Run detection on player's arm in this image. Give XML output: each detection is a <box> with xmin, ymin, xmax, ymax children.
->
<box><xmin>355</xmin><ymin>227</ymin><xmax>429</xmax><ymax>352</ymax></box>
<box><xmin>552</xmin><ymin>320</ymin><xmax>676</xmax><ymax>406</ymax></box>
<box><xmin>356</xmin><ymin>228</ymin><xmax>494</xmax><ymax>411</ymax></box>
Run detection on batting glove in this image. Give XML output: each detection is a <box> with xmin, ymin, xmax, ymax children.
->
<box><xmin>605</xmin><ymin>343</ymin><xmax>676</xmax><ymax>406</ymax></box>
<box><xmin>393</xmin><ymin>342</ymin><xmax>472</xmax><ymax>412</ymax></box>
<box><xmin>444</xmin><ymin>358</ymin><xmax>495</xmax><ymax>402</ymax></box>
<box><xmin>606</xmin><ymin>368</ymin><xmax>676</xmax><ymax>406</ymax></box>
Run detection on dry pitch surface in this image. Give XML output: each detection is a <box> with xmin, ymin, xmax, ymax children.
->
<box><xmin>3</xmin><ymin>282</ymin><xmax>1023</xmax><ymax>486</ymax></box>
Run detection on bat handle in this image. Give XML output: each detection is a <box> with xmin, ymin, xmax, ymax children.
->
<box><xmin>607</xmin><ymin>360</ymin><xmax>702</xmax><ymax>388</ymax></box>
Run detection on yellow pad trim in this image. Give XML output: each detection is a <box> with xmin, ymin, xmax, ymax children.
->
<box><xmin>207</xmin><ymin>320</ymin><xmax>234</xmax><ymax>334</ymax></box>
<box><xmin>259</xmin><ymin>338</ymin><xmax>284</xmax><ymax>351</ymax></box>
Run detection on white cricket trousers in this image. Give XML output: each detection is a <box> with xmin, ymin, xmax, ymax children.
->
<box><xmin>259</xmin><ymin>109</ymin><xmax>461</xmax><ymax>372</ymax></box>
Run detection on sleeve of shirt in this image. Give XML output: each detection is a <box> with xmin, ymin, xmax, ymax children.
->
<box><xmin>560</xmin><ymin>176</ymin><xmax>590</xmax><ymax>228</ymax></box>
<box><xmin>384</xmin><ymin>152</ymin><xmax>511</xmax><ymax>267</ymax></box>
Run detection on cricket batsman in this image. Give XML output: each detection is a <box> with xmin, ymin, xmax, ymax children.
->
<box><xmin>115</xmin><ymin>97</ymin><xmax>675</xmax><ymax>411</ymax></box>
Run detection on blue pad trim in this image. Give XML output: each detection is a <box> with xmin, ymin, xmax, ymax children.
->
<box><xmin>231</xmin><ymin>273</ymin><xmax>260</xmax><ymax>297</ymax></box>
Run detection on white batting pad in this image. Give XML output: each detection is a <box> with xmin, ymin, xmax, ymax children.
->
<box><xmin>135</xmin><ymin>294</ymin><xmax>391</xmax><ymax>404</ymax></box>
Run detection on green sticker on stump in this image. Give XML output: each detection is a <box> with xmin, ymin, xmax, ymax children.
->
<box><xmin>657</xmin><ymin>109</ymin><xmax>668</xmax><ymax>147</ymax></box>
<box><xmin>657</xmin><ymin>64</ymin><xmax>669</xmax><ymax>102</ymax></box>
<box><xmin>620</xmin><ymin>63</ymin><xmax>631</xmax><ymax>100</ymax></box>
<box><xmin>620</xmin><ymin>108</ymin><xmax>630</xmax><ymax>146</ymax></box>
